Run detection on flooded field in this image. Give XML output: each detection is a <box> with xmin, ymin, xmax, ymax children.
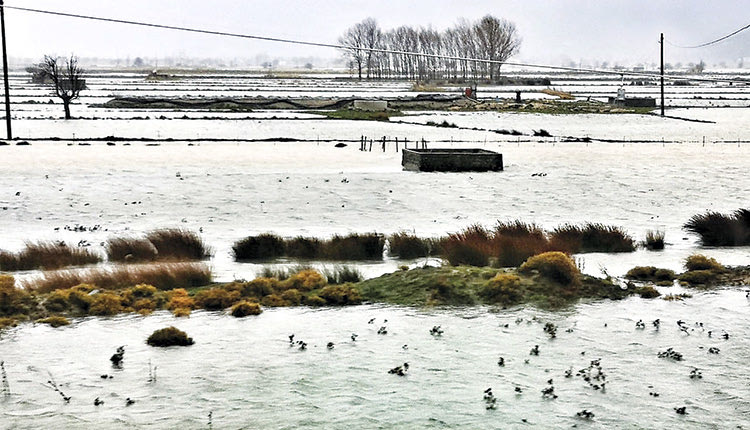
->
<box><xmin>1</xmin><ymin>69</ymin><xmax>749</xmax><ymax>428</ymax></box>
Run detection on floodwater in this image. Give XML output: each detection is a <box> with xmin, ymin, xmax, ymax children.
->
<box><xmin>1</xmin><ymin>71</ymin><xmax>750</xmax><ymax>428</ymax></box>
<box><xmin>1</xmin><ymin>292</ymin><xmax>749</xmax><ymax>429</ymax></box>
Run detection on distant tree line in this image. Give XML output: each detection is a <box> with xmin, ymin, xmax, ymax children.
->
<box><xmin>338</xmin><ymin>15</ymin><xmax>521</xmax><ymax>82</ymax></box>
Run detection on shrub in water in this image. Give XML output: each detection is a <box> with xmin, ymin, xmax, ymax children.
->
<box><xmin>318</xmin><ymin>285</ymin><xmax>362</xmax><ymax>305</ymax></box>
<box><xmin>303</xmin><ymin>294</ymin><xmax>326</xmax><ymax>306</ymax></box>
<box><xmin>480</xmin><ymin>273</ymin><xmax>523</xmax><ymax>305</ymax></box>
<box><xmin>0</xmin><ymin>317</ymin><xmax>18</xmax><ymax>330</ymax></box>
<box><xmin>241</xmin><ymin>277</ymin><xmax>279</xmax><ymax>298</ymax></box>
<box><xmin>172</xmin><ymin>307</ymin><xmax>191</xmax><ymax>317</ymax></box>
<box><xmin>654</xmin><ymin>268</ymin><xmax>676</xmax><ymax>282</ymax></box>
<box><xmin>146</xmin><ymin>228</ymin><xmax>212</xmax><ymax>261</ymax></box>
<box><xmin>230</xmin><ymin>300</ymin><xmax>262</xmax><ymax>317</ymax></box>
<box><xmin>89</xmin><ymin>292</ymin><xmax>124</xmax><ymax>316</ymax></box>
<box><xmin>683</xmin><ymin>209</ymin><xmax>750</xmax><ymax>246</ymax></box>
<box><xmin>679</xmin><ymin>270</ymin><xmax>718</xmax><ymax>285</ymax></box>
<box><xmin>635</xmin><ymin>286</ymin><xmax>661</xmax><ymax>298</ymax></box>
<box><xmin>167</xmin><ymin>288</ymin><xmax>194</xmax><ymax>311</ymax></box>
<box><xmin>684</xmin><ymin>254</ymin><xmax>724</xmax><ymax>272</ymax></box>
<box><xmin>280</xmin><ymin>289</ymin><xmax>303</xmax><ymax>305</ymax></box>
<box><xmin>625</xmin><ymin>266</ymin><xmax>657</xmax><ymax>280</ymax></box>
<box><xmin>37</xmin><ymin>316</ymin><xmax>71</xmax><ymax>327</ymax></box>
<box><xmin>146</xmin><ymin>326</ymin><xmax>194</xmax><ymax>347</ymax></box>
<box><xmin>0</xmin><ymin>274</ymin><xmax>35</xmax><ymax>317</ymax></box>
<box><xmin>106</xmin><ymin>237</ymin><xmax>157</xmax><ymax>262</ymax></box>
<box><xmin>194</xmin><ymin>288</ymin><xmax>239</xmax><ymax>311</ymax></box>
<box><xmin>387</xmin><ymin>232</ymin><xmax>432</xmax><ymax>259</ymax></box>
<box><xmin>260</xmin><ymin>294</ymin><xmax>289</xmax><ymax>307</ymax></box>
<box><xmin>232</xmin><ymin>234</ymin><xmax>286</xmax><ymax>260</ymax></box>
<box><xmin>519</xmin><ymin>252</ymin><xmax>580</xmax><ymax>286</ymax></box>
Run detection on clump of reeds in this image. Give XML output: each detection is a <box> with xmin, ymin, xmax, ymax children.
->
<box><xmin>323</xmin><ymin>233</ymin><xmax>384</xmax><ymax>260</ymax></box>
<box><xmin>24</xmin><ymin>262</ymin><xmax>212</xmax><ymax>293</ymax></box>
<box><xmin>492</xmin><ymin>221</ymin><xmax>550</xmax><ymax>267</ymax></box>
<box><xmin>232</xmin><ymin>233</ymin><xmax>385</xmax><ymax>261</ymax></box>
<box><xmin>643</xmin><ymin>230</ymin><xmax>665</xmax><ymax>250</ymax></box>
<box><xmin>387</xmin><ymin>232</ymin><xmax>435</xmax><ymax>259</ymax></box>
<box><xmin>146</xmin><ymin>326</ymin><xmax>194</xmax><ymax>347</ymax></box>
<box><xmin>323</xmin><ymin>265</ymin><xmax>363</xmax><ymax>284</ymax></box>
<box><xmin>146</xmin><ymin>228</ymin><xmax>212</xmax><ymax>260</ymax></box>
<box><xmin>285</xmin><ymin>237</ymin><xmax>323</xmax><ymax>259</ymax></box>
<box><xmin>233</xmin><ymin>233</ymin><xmax>287</xmax><ymax>260</ymax></box>
<box><xmin>441</xmin><ymin>224</ymin><xmax>492</xmax><ymax>267</ymax></box>
<box><xmin>549</xmin><ymin>223</ymin><xmax>635</xmax><ymax>253</ymax></box>
<box><xmin>107</xmin><ymin>228</ymin><xmax>212</xmax><ymax>262</ymax></box>
<box><xmin>683</xmin><ymin>209</ymin><xmax>750</xmax><ymax>246</ymax></box>
<box><xmin>0</xmin><ymin>241</ymin><xmax>102</xmax><ymax>271</ymax></box>
<box><xmin>105</xmin><ymin>237</ymin><xmax>157</xmax><ymax>262</ymax></box>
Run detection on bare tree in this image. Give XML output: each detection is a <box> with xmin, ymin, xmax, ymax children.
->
<box><xmin>38</xmin><ymin>55</ymin><xmax>86</xmax><ymax>119</ymax></box>
<box><xmin>339</xmin><ymin>25</ymin><xmax>365</xmax><ymax>79</ymax></box>
<box><xmin>339</xmin><ymin>18</ymin><xmax>382</xmax><ymax>80</ymax></box>
<box><xmin>473</xmin><ymin>16</ymin><xmax>521</xmax><ymax>80</ymax></box>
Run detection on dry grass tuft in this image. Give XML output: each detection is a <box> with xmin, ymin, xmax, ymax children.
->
<box><xmin>0</xmin><ymin>241</ymin><xmax>101</xmax><ymax>271</ymax></box>
<box><xmin>24</xmin><ymin>262</ymin><xmax>212</xmax><ymax>293</ymax></box>
<box><xmin>684</xmin><ymin>209</ymin><xmax>750</xmax><ymax>246</ymax></box>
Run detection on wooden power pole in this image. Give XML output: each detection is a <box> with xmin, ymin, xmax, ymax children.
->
<box><xmin>660</xmin><ymin>32</ymin><xmax>665</xmax><ymax>117</ymax></box>
<box><xmin>0</xmin><ymin>0</ymin><xmax>11</xmax><ymax>139</ymax></box>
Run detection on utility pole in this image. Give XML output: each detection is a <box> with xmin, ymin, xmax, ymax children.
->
<box><xmin>0</xmin><ymin>0</ymin><xmax>11</xmax><ymax>139</ymax></box>
<box><xmin>660</xmin><ymin>32</ymin><xmax>665</xmax><ymax>117</ymax></box>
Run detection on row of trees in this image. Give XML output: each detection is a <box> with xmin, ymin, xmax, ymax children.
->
<box><xmin>338</xmin><ymin>15</ymin><xmax>521</xmax><ymax>82</ymax></box>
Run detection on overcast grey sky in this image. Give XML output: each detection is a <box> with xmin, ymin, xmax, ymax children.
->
<box><xmin>6</xmin><ymin>0</ymin><xmax>750</xmax><ymax>66</ymax></box>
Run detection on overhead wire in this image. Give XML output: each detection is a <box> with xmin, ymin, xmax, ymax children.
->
<box><xmin>664</xmin><ymin>22</ymin><xmax>750</xmax><ymax>48</ymax></box>
<box><xmin>3</xmin><ymin>4</ymin><xmax>749</xmax><ymax>85</ymax></box>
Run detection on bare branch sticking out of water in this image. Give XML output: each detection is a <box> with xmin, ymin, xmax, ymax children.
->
<box><xmin>44</xmin><ymin>371</ymin><xmax>71</xmax><ymax>403</ymax></box>
<box><xmin>1</xmin><ymin>361</ymin><xmax>10</xmax><ymax>398</ymax></box>
<box><xmin>148</xmin><ymin>359</ymin><xmax>157</xmax><ymax>383</ymax></box>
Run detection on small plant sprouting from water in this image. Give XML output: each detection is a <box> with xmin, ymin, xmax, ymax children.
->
<box><xmin>1</xmin><ymin>361</ymin><xmax>10</xmax><ymax>398</ymax></box>
<box><xmin>148</xmin><ymin>359</ymin><xmax>157</xmax><ymax>383</ymax></box>
<box><xmin>44</xmin><ymin>371</ymin><xmax>71</xmax><ymax>403</ymax></box>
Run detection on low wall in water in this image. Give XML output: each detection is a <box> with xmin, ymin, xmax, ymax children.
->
<box><xmin>402</xmin><ymin>148</ymin><xmax>503</xmax><ymax>172</ymax></box>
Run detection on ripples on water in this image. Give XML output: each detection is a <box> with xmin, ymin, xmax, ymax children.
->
<box><xmin>1</xmin><ymin>288</ymin><xmax>748</xmax><ymax>429</ymax></box>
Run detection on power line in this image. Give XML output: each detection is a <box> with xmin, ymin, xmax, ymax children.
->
<box><xmin>665</xmin><ymin>22</ymin><xmax>750</xmax><ymax>48</ymax></box>
<box><xmin>3</xmin><ymin>4</ymin><xmax>749</xmax><ymax>85</ymax></box>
